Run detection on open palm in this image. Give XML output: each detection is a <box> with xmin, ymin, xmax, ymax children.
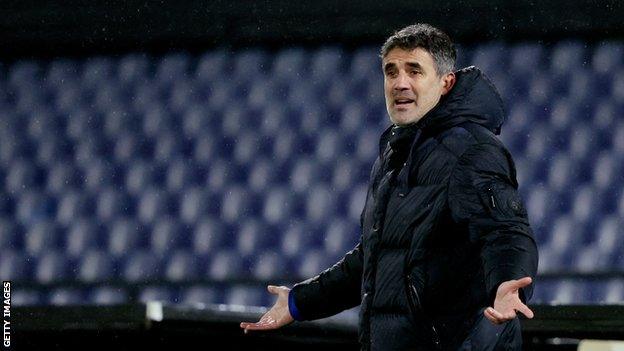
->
<box><xmin>240</xmin><ymin>285</ymin><xmax>294</xmax><ymax>333</ymax></box>
<box><xmin>484</xmin><ymin>277</ymin><xmax>534</xmax><ymax>325</ymax></box>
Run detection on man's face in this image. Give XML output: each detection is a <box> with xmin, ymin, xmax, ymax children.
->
<box><xmin>382</xmin><ymin>47</ymin><xmax>454</xmax><ymax>126</ymax></box>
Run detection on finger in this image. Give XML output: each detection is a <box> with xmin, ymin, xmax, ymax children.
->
<box><xmin>484</xmin><ymin>308</ymin><xmax>502</xmax><ymax>324</ymax></box>
<box><xmin>508</xmin><ymin>277</ymin><xmax>533</xmax><ymax>290</ymax></box>
<box><xmin>243</xmin><ymin>322</ymin><xmax>278</xmax><ymax>331</ymax></box>
<box><xmin>515</xmin><ymin>302</ymin><xmax>535</xmax><ymax>319</ymax></box>
<box><xmin>503</xmin><ymin>310</ymin><xmax>517</xmax><ymax>320</ymax></box>
<box><xmin>485</xmin><ymin>307</ymin><xmax>506</xmax><ymax>321</ymax></box>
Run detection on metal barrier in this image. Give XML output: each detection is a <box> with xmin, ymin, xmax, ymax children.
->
<box><xmin>12</xmin><ymin>304</ymin><xmax>624</xmax><ymax>350</ymax></box>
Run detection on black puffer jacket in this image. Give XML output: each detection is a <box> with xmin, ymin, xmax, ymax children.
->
<box><xmin>291</xmin><ymin>66</ymin><xmax>539</xmax><ymax>350</ymax></box>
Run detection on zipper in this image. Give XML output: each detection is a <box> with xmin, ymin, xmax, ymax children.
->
<box><xmin>487</xmin><ymin>187</ymin><xmax>496</xmax><ymax>209</ymax></box>
<box><xmin>406</xmin><ymin>274</ymin><xmax>441</xmax><ymax>349</ymax></box>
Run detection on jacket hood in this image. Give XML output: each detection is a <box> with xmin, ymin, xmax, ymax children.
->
<box><xmin>418</xmin><ymin>65</ymin><xmax>506</xmax><ymax>135</ymax></box>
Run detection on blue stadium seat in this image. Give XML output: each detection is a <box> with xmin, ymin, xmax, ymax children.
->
<box><xmin>310</xmin><ymin>47</ymin><xmax>345</xmax><ymax>83</ymax></box>
<box><xmin>182</xmin><ymin>104</ymin><xmax>213</xmax><ymax>139</ymax></box>
<box><xmin>49</xmin><ymin>288</ymin><xmax>85</xmax><ymax>306</ymax></box>
<box><xmin>0</xmin><ymin>251</ymin><xmax>32</xmax><ymax>282</ymax></box>
<box><xmin>262</xmin><ymin>187</ymin><xmax>295</xmax><ymax>225</ymax></box>
<box><xmin>289</xmin><ymin>158</ymin><xmax>320</xmax><ymax>194</ymax></box>
<box><xmin>150</xmin><ymin>217</ymin><xmax>185</xmax><ymax>254</ymax></box>
<box><xmin>45</xmin><ymin>164</ymin><xmax>81</xmax><ymax>195</ymax></box>
<box><xmin>82</xmin><ymin>160</ymin><xmax>122</xmax><ymax>193</ymax></box>
<box><xmin>236</xmin><ymin>219</ymin><xmax>275</xmax><ymax>258</ymax></box>
<box><xmin>82</xmin><ymin>57</ymin><xmax>113</xmax><ymax>88</ymax></box>
<box><xmin>117</xmin><ymin>53</ymin><xmax>150</xmax><ymax>86</ymax></box>
<box><xmin>136</xmin><ymin>188</ymin><xmax>172</xmax><ymax>224</ymax></box>
<box><xmin>207</xmin><ymin>249</ymin><xmax>245</xmax><ymax>281</ymax></box>
<box><xmin>550</xmin><ymin>281</ymin><xmax>589</xmax><ymax>304</ymax></box>
<box><xmin>165</xmin><ymin>249</ymin><xmax>200</xmax><ymax>282</ymax></box>
<box><xmin>90</xmin><ymin>287</ymin><xmax>128</xmax><ymax>305</ymax></box>
<box><xmin>272</xmin><ymin>47</ymin><xmax>306</xmax><ymax>82</ymax></box>
<box><xmin>323</xmin><ymin>218</ymin><xmax>359</xmax><ymax>257</ymax></box>
<box><xmin>12</xmin><ymin>289</ymin><xmax>43</xmax><ymax>306</ymax></box>
<box><xmin>251</xmin><ymin>250</ymin><xmax>287</xmax><ymax>281</ymax></box>
<box><xmin>5</xmin><ymin>161</ymin><xmax>39</xmax><ymax>195</ymax></box>
<box><xmin>195</xmin><ymin>49</ymin><xmax>227</xmax><ymax>81</ymax></box>
<box><xmin>297</xmin><ymin>249</ymin><xmax>331</xmax><ymax>279</ymax></box>
<box><xmin>347</xmin><ymin>184</ymin><xmax>368</xmax><ymax>223</ymax></box>
<box><xmin>591</xmin><ymin>216</ymin><xmax>620</xmax><ymax>262</ymax></box>
<box><xmin>280</xmin><ymin>221</ymin><xmax>319</xmax><ymax>259</ymax></box>
<box><xmin>181</xmin><ymin>286</ymin><xmax>221</xmax><ymax>306</ymax></box>
<box><xmin>122</xmin><ymin>250</ymin><xmax>164</xmax><ymax>283</ymax></box>
<box><xmin>220</xmin><ymin>185</ymin><xmax>255</xmax><ymax>223</ymax></box>
<box><xmin>24</xmin><ymin>220</ymin><xmax>61</xmax><ymax>256</ymax></box>
<box><xmin>234</xmin><ymin>49</ymin><xmax>268</xmax><ymax>79</ymax></box>
<box><xmin>66</xmin><ymin>218</ymin><xmax>102</xmax><ymax>258</ymax></box>
<box><xmin>471</xmin><ymin>42</ymin><xmax>507</xmax><ymax>77</ymax></box>
<box><xmin>0</xmin><ymin>217</ymin><xmax>20</xmax><ymax>250</ymax></box>
<box><xmin>156</xmin><ymin>53</ymin><xmax>191</xmax><ymax>85</ymax></box>
<box><xmin>35</xmin><ymin>250</ymin><xmax>73</xmax><ymax>284</ymax></box>
<box><xmin>592</xmin><ymin>41</ymin><xmax>623</xmax><ymax>75</ymax></box>
<box><xmin>139</xmin><ymin>286</ymin><xmax>178</xmax><ymax>304</ymax></box>
<box><xmin>574</xmin><ymin>246</ymin><xmax>612</xmax><ymax>273</ymax></box>
<box><xmin>96</xmin><ymin>187</ymin><xmax>136</xmax><ymax>221</ymax></box>
<box><xmin>165</xmin><ymin>160</ymin><xmax>202</xmax><ymax>192</ymax></box>
<box><xmin>602</xmin><ymin>280</ymin><xmax>624</xmax><ymax>303</ymax></box>
<box><xmin>108</xmin><ymin>217</ymin><xmax>145</xmax><ymax>257</ymax></box>
<box><xmin>205</xmin><ymin>159</ymin><xmax>235</xmax><ymax>193</ymax></box>
<box><xmin>550</xmin><ymin>40</ymin><xmax>587</xmax><ymax>77</ymax></box>
<box><xmin>612</xmin><ymin>120</ymin><xmax>624</xmax><ymax>155</ymax></box>
<box><xmin>153</xmin><ymin>131</ymin><xmax>184</xmax><ymax>163</ymax></box>
<box><xmin>270</xmin><ymin>131</ymin><xmax>300</xmax><ymax>164</ymax></box>
<box><xmin>509</xmin><ymin>43</ymin><xmax>544</xmax><ymax>76</ymax></box>
<box><xmin>192</xmin><ymin>217</ymin><xmax>227</xmax><ymax>255</ymax></box>
<box><xmin>305</xmin><ymin>184</ymin><xmax>337</xmax><ymax>224</ymax></box>
<box><xmin>247</xmin><ymin>158</ymin><xmax>276</xmax><ymax>193</ymax></box>
<box><xmin>179</xmin><ymin>187</ymin><xmax>218</xmax><ymax>224</ymax></box>
<box><xmin>46</xmin><ymin>59</ymin><xmax>79</xmax><ymax>89</ymax></box>
<box><xmin>77</xmin><ymin>249</ymin><xmax>117</xmax><ymax>283</ymax></box>
<box><xmin>225</xmin><ymin>285</ymin><xmax>265</xmax><ymax>307</ymax></box>
<box><xmin>55</xmin><ymin>190</ymin><xmax>95</xmax><ymax>227</ymax></box>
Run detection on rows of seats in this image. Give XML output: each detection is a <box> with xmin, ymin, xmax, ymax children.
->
<box><xmin>8</xmin><ymin>279</ymin><xmax>624</xmax><ymax>307</ymax></box>
<box><xmin>0</xmin><ymin>40</ymin><xmax>623</xmax><ymax>306</ymax></box>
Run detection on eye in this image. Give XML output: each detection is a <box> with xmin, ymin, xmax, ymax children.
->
<box><xmin>385</xmin><ymin>70</ymin><xmax>398</xmax><ymax>78</ymax></box>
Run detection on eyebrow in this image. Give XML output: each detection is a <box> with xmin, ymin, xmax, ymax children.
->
<box><xmin>383</xmin><ymin>61</ymin><xmax>423</xmax><ymax>72</ymax></box>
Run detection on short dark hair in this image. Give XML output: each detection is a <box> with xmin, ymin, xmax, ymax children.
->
<box><xmin>380</xmin><ymin>23</ymin><xmax>456</xmax><ymax>76</ymax></box>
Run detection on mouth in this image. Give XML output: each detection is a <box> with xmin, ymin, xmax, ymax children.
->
<box><xmin>394</xmin><ymin>98</ymin><xmax>415</xmax><ymax>107</ymax></box>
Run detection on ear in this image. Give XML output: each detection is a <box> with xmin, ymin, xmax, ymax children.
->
<box><xmin>440</xmin><ymin>72</ymin><xmax>456</xmax><ymax>95</ymax></box>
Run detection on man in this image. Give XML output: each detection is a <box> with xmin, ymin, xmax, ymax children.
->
<box><xmin>240</xmin><ymin>23</ymin><xmax>538</xmax><ymax>350</ymax></box>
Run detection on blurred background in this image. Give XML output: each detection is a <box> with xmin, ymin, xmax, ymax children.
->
<box><xmin>1</xmin><ymin>0</ymin><xmax>623</xmax><ymax>326</ymax></box>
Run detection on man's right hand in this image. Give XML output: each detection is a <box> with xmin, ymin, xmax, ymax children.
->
<box><xmin>239</xmin><ymin>285</ymin><xmax>294</xmax><ymax>333</ymax></box>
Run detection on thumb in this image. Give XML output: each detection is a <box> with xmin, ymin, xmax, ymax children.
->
<box><xmin>510</xmin><ymin>277</ymin><xmax>533</xmax><ymax>290</ymax></box>
<box><xmin>267</xmin><ymin>285</ymin><xmax>279</xmax><ymax>294</ymax></box>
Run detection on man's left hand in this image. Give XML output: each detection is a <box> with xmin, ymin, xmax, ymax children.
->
<box><xmin>484</xmin><ymin>276</ymin><xmax>534</xmax><ymax>325</ymax></box>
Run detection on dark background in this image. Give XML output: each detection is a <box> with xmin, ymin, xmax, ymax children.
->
<box><xmin>2</xmin><ymin>0</ymin><xmax>622</xmax><ymax>59</ymax></box>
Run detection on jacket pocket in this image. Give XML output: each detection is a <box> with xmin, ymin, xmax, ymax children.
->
<box><xmin>406</xmin><ymin>273</ymin><xmax>442</xmax><ymax>349</ymax></box>
<box><xmin>405</xmin><ymin>274</ymin><xmax>422</xmax><ymax>314</ymax></box>
<box><xmin>478</xmin><ymin>182</ymin><xmax>528</xmax><ymax>222</ymax></box>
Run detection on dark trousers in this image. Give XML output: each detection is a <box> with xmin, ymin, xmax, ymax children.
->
<box><xmin>367</xmin><ymin>307</ymin><xmax>522</xmax><ymax>350</ymax></box>
<box><xmin>457</xmin><ymin>308</ymin><xmax>523</xmax><ymax>351</ymax></box>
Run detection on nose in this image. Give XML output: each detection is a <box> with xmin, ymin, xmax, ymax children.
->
<box><xmin>394</xmin><ymin>71</ymin><xmax>410</xmax><ymax>91</ymax></box>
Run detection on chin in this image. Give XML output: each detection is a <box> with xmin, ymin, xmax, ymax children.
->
<box><xmin>390</xmin><ymin>113</ymin><xmax>422</xmax><ymax>126</ymax></box>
